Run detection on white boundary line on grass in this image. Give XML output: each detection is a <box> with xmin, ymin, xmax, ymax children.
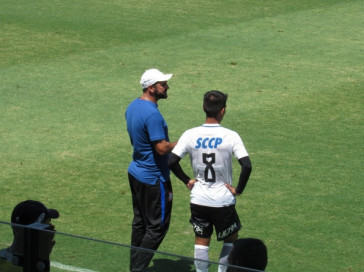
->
<box><xmin>51</xmin><ymin>261</ymin><xmax>98</xmax><ymax>272</ymax></box>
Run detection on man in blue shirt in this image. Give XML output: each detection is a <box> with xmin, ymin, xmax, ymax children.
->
<box><xmin>125</xmin><ymin>68</ymin><xmax>177</xmax><ymax>272</ymax></box>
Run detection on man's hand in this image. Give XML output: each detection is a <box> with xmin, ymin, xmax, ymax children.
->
<box><xmin>187</xmin><ymin>179</ymin><xmax>197</xmax><ymax>190</ymax></box>
<box><xmin>225</xmin><ymin>184</ymin><xmax>241</xmax><ymax>196</ymax></box>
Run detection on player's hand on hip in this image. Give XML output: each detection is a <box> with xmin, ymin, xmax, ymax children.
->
<box><xmin>187</xmin><ymin>179</ymin><xmax>197</xmax><ymax>190</ymax></box>
<box><xmin>225</xmin><ymin>184</ymin><xmax>241</xmax><ymax>196</ymax></box>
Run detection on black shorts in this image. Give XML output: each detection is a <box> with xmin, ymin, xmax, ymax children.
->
<box><xmin>190</xmin><ymin>203</ymin><xmax>241</xmax><ymax>241</ymax></box>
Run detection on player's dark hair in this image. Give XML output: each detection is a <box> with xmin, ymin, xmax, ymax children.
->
<box><xmin>227</xmin><ymin>238</ymin><xmax>268</xmax><ymax>272</ymax></box>
<box><xmin>203</xmin><ymin>90</ymin><xmax>228</xmax><ymax>118</ymax></box>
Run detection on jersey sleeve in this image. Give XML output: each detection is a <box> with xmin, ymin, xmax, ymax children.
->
<box><xmin>232</xmin><ymin>132</ymin><xmax>249</xmax><ymax>159</ymax></box>
<box><xmin>171</xmin><ymin>130</ymin><xmax>190</xmax><ymax>158</ymax></box>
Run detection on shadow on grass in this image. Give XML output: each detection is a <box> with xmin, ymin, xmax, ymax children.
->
<box><xmin>148</xmin><ymin>258</ymin><xmax>195</xmax><ymax>272</ymax></box>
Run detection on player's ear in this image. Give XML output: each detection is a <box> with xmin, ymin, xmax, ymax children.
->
<box><xmin>147</xmin><ymin>84</ymin><xmax>155</xmax><ymax>95</ymax></box>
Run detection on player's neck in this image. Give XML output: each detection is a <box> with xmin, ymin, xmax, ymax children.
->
<box><xmin>140</xmin><ymin>94</ymin><xmax>157</xmax><ymax>103</ymax></box>
<box><xmin>205</xmin><ymin>117</ymin><xmax>220</xmax><ymax>124</ymax></box>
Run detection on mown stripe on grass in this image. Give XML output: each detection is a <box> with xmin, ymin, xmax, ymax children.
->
<box><xmin>51</xmin><ymin>261</ymin><xmax>98</xmax><ymax>272</ymax></box>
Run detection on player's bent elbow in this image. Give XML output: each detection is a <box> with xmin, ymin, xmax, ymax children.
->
<box><xmin>168</xmin><ymin>153</ymin><xmax>180</xmax><ymax>167</ymax></box>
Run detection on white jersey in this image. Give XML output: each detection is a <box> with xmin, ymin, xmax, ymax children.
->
<box><xmin>172</xmin><ymin>124</ymin><xmax>249</xmax><ymax>207</ymax></box>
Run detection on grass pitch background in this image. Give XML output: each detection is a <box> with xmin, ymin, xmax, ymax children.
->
<box><xmin>1</xmin><ymin>0</ymin><xmax>363</xmax><ymax>271</ymax></box>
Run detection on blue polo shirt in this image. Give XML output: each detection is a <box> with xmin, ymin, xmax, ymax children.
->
<box><xmin>125</xmin><ymin>98</ymin><xmax>170</xmax><ymax>185</ymax></box>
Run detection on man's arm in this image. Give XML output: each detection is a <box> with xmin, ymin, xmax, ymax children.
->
<box><xmin>168</xmin><ymin>153</ymin><xmax>190</xmax><ymax>184</ymax></box>
<box><xmin>153</xmin><ymin>140</ymin><xmax>177</xmax><ymax>155</ymax></box>
<box><xmin>226</xmin><ymin>156</ymin><xmax>252</xmax><ymax>195</ymax></box>
<box><xmin>168</xmin><ymin>153</ymin><xmax>196</xmax><ymax>189</ymax></box>
<box><xmin>236</xmin><ymin>156</ymin><xmax>252</xmax><ymax>194</ymax></box>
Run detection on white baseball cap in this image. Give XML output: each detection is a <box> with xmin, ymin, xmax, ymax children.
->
<box><xmin>140</xmin><ymin>68</ymin><xmax>173</xmax><ymax>89</ymax></box>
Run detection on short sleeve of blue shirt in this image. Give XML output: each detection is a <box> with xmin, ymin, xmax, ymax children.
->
<box><xmin>147</xmin><ymin>111</ymin><xmax>169</xmax><ymax>142</ymax></box>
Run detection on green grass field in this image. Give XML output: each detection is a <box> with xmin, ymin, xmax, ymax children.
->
<box><xmin>1</xmin><ymin>0</ymin><xmax>363</xmax><ymax>271</ymax></box>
